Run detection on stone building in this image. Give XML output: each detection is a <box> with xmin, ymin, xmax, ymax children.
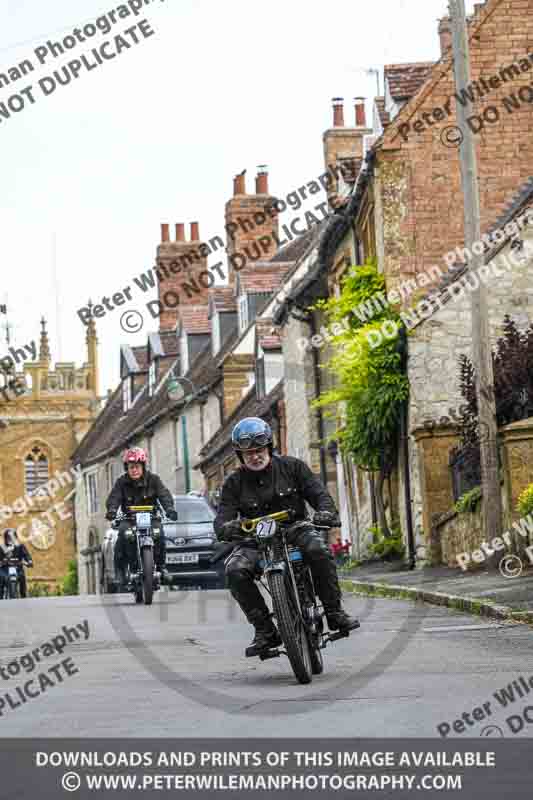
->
<box><xmin>274</xmin><ymin>0</ymin><xmax>533</xmax><ymax>564</ymax></box>
<box><xmin>0</xmin><ymin>318</ymin><xmax>99</xmax><ymax>591</ymax></box>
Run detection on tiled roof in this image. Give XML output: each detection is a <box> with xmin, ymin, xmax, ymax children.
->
<box><xmin>239</xmin><ymin>263</ymin><xmax>290</xmax><ymax>293</ymax></box>
<box><xmin>385</xmin><ymin>62</ymin><xmax>435</xmax><ymax>102</ymax></box>
<box><xmin>209</xmin><ymin>287</ymin><xmax>236</xmax><ymax>314</ymax></box>
<box><xmin>375</xmin><ymin>96</ymin><xmax>391</xmax><ymax>129</ymax></box>
<box><xmin>178</xmin><ymin>306</ymin><xmax>210</xmax><ymax>334</ymax></box>
<box><xmin>270</xmin><ymin>226</ymin><xmax>318</xmax><ymax>263</ymax></box>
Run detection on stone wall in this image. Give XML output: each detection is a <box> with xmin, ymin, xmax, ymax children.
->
<box><xmin>437</xmin><ymin>506</ymin><xmax>484</xmax><ymax>569</ymax></box>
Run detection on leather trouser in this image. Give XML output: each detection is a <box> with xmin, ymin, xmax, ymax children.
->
<box><xmin>225</xmin><ymin>527</ymin><xmax>342</xmax><ymax>624</ymax></box>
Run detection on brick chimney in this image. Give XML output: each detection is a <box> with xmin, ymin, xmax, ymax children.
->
<box><xmin>156</xmin><ymin>222</ymin><xmax>209</xmax><ymax>332</ymax></box>
<box><xmin>323</xmin><ymin>96</ymin><xmax>372</xmax><ymax>208</ymax></box>
<box><xmin>438</xmin><ymin>17</ymin><xmax>452</xmax><ymax>55</ymax></box>
<box><xmin>332</xmin><ymin>97</ymin><xmax>344</xmax><ymax>127</ymax></box>
<box><xmin>354</xmin><ymin>97</ymin><xmax>366</xmax><ymax>127</ymax></box>
<box><xmin>224</xmin><ymin>167</ymin><xmax>279</xmax><ymax>289</ymax></box>
<box><xmin>255</xmin><ymin>166</ymin><xmax>268</xmax><ymax>194</ymax></box>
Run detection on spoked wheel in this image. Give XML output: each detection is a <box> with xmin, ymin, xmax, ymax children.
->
<box><xmin>309</xmin><ymin>635</ymin><xmax>324</xmax><ymax>674</ymax></box>
<box><xmin>269</xmin><ymin>571</ymin><xmax>313</xmax><ymax>684</ymax></box>
<box><xmin>142</xmin><ymin>549</ymin><xmax>154</xmax><ymax>605</ymax></box>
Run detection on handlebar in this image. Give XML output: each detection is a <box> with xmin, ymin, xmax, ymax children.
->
<box><xmin>240</xmin><ymin>510</ymin><xmax>291</xmax><ymax>534</ymax></box>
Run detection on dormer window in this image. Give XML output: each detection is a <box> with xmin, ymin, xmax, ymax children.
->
<box><xmin>122</xmin><ymin>376</ymin><xmax>132</xmax><ymax>412</ymax></box>
<box><xmin>238</xmin><ymin>294</ymin><xmax>248</xmax><ymax>332</ymax></box>
<box><xmin>148</xmin><ymin>361</ymin><xmax>156</xmax><ymax>397</ymax></box>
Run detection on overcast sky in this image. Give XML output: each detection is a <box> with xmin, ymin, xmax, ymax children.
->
<box><xmin>0</xmin><ymin>0</ymin><xmax>477</xmax><ymax>396</ymax></box>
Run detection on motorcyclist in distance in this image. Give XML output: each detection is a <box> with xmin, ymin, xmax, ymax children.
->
<box><xmin>1</xmin><ymin>529</ymin><xmax>33</xmax><ymax>598</ymax></box>
<box><xmin>105</xmin><ymin>447</ymin><xmax>177</xmax><ymax>586</ymax></box>
<box><xmin>214</xmin><ymin>417</ymin><xmax>360</xmax><ymax>656</ymax></box>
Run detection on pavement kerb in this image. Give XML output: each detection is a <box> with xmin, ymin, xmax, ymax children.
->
<box><xmin>340</xmin><ymin>578</ymin><xmax>533</xmax><ymax>625</ymax></box>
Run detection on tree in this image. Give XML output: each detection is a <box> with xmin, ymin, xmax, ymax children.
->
<box><xmin>313</xmin><ymin>260</ymin><xmax>409</xmax><ymax>538</ymax></box>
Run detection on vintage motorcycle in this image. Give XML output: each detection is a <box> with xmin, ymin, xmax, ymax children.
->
<box><xmin>2</xmin><ymin>556</ymin><xmax>31</xmax><ymax>599</ymax></box>
<box><xmin>112</xmin><ymin>504</ymin><xmax>161</xmax><ymax>605</ymax></box>
<box><xmin>232</xmin><ymin>510</ymin><xmax>352</xmax><ymax>684</ymax></box>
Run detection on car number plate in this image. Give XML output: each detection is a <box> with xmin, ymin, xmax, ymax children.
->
<box><xmin>8</xmin><ymin>566</ymin><xmax>17</xmax><ymax>576</ymax></box>
<box><xmin>166</xmin><ymin>553</ymin><xmax>199</xmax><ymax>564</ymax></box>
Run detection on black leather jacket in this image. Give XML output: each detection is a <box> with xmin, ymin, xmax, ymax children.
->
<box><xmin>214</xmin><ymin>454</ymin><xmax>338</xmax><ymax>538</ymax></box>
<box><xmin>106</xmin><ymin>470</ymin><xmax>175</xmax><ymax>517</ymax></box>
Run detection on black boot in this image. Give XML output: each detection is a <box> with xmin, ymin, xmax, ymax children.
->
<box><xmin>325</xmin><ymin>607</ymin><xmax>360</xmax><ymax>633</ymax></box>
<box><xmin>245</xmin><ymin>610</ymin><xmax>282</xmax><ymax>657</ymax></box>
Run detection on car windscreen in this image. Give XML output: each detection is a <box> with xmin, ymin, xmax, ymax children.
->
<box><xmin>173</xmin><ymin>501</ymin><xmax>215</xmax><ymax>524</ymax></box>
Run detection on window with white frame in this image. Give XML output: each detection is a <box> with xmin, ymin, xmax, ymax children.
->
<box><xmin>86</xmin><ymin>472</ymin><xmax>99</xmax><ymax>515</ymax></box>
<box><xmin>180</xmin><ymin>333</ymin><xmax>189</xmax><ymax>374</ymax></box>
<box><xmin>238</xmin><ymin>294</ymin><xmax>248</xmax><ymax>332</ymax></box>
<box><xmin>148</xmin><ymin>361</ymin><xmax>156</xmax><ymax>396</ymax></box>
<box><xmin>122</xmin><ymin>376</ymin><xmax>132</xmax><ymax>412</ymax></box>
<box><xmin>106</xmin><ymin>461</ymin><xmax>116</xmax><ymax>492</ymax></box>
<box><xmin>212</xmin><ymin>311</ymin><xmax>221</xmax><ymax>355</ymax></box>
<box><xmin>24</xmin><ymin>446</ymin><xmax>49</xmax><ymax>496</ymax></box>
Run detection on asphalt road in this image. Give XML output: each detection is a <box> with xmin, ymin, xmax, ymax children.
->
<box><xmin>1</xmin><ymin>588</ymin><xmax>532</xmax><ymax>739</ymax></box>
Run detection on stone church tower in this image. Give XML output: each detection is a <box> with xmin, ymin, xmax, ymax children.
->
<box><xmin>0</xmin><ymin>316</ymin><xmax>100</xmax><ymax>592</ymax></box>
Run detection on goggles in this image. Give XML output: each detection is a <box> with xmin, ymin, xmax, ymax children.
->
<box><xmin>236</xmin><ymin>433</ymin><xmax>270</xmax><ymax>450</ymax></box>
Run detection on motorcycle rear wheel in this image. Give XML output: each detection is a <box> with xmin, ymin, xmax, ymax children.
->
<box><xmin>142</xmin><ymin>548</ymin><xmax>154</xmax><ymax>605</ymax></box>
<box><xmin>269</xmin><ymin>571</ymin><xmax>312</xmax><ymax>684</ymax></box>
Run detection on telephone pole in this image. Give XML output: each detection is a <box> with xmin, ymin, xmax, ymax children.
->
<box><xmin>449</xmin><ymin>0</ymin><xmax>502</xmax><ymax>540</ymax></box>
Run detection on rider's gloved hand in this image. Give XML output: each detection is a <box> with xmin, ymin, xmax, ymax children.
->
<box><xmin>219</xmin><ymin>519</ymin><xmax>243</xmax><ymax>542</ymax></box>
<box><xmin>166</xmin><ymin>510</ymin><xmax>178</xmax><ymax>521</ymax></box>
<box><xmin>312</xmin><ymin>510</ymin><xmax>341</xmax><ymax>528</ymax></box>
<box><xmin>105</xmin><ymin>510</ymin><xmax>117</xmax><ymax>522</ymax></box>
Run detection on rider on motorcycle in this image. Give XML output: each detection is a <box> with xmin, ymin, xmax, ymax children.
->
<box><xmin>105</xmin><ymin>448</ymin><xmax>177</xmax><ymax>585</ymax></box>
<box><xmin>214</xmin><ymin>417</ymin><xmax>360</xmax><ymax>656</ymax></box>
<box><xmin>1</xmin><ymin>529</ymin><xmax>33</xmax><ymax>598</ymax></box>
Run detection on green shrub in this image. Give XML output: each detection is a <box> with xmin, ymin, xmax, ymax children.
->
<box><xmin>368</xmin><ymin>522</ymin><xmax>405</xmax><ymax>560</ymax></box>
<box><xmin>454</xmin><ymin>486</ymin><xmax>482</xmax><ymax>514</ymax></box>
<box><xmin>61</xmin><ymin>559</ymin><xmax>79</xmax><ymax>596</ymax></box>
<box><xmin>517</xmin><ymin>484</ymin><xmax>533</xmax><ymax>518</ymax></box>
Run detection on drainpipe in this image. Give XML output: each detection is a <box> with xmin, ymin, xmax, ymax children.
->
<box><xmin>398</xmin><ymin>325</ymin><xmax>416</xmax><ymax>569</ymax></box>
<box><xmin>309</xmin><ymin>314</ymin><xmax>328</xmax><ymax>486</ymax></box>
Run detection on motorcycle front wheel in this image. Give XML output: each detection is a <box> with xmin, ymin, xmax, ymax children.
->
<box><xmin>142</xmin><ymin>548</ymin><xmax>154</xmax><ymax>605</ymax></box>
<box><xmin>8</xmin><ymin>580</ymin><xmax>18</xmax><ymax>599</ymax></box>
<box><xmin>268</xmin><ymin>571</ymin><xmax>312</xmax><ymax>684</ymax></box>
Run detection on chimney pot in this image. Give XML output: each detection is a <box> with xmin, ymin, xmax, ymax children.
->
<box><xmin>161</xmin><ymin>223</ymin><xmax>169</xmax><ymax>242</ymax></box>
<box><xmin>354</xmin><ymin>97</ymin><xmax>366</xmax><ymax>127</ymax></box>
<box><xmin>438</xmin><ymin>17</ymin><xmax>452</xmax><ymax>55</ymax></box>
<box><xmin>255</xmin><ymin>165</ymin><xmax>269</xmax><ymax>194</ymax></box>
<box><xmin>233</xmin><ymin>172</ymin><xmax>246</xmax><ymax>195</ymax></box>
<box><xmin>175</xmin><ymin>223</ymin><xmax>185</xmax><ymax>242</ymax></box>
<box><xmin>190</xmin><ymin>222</ymin><xmax>200</xmax><ymax>241</ymax></box>
<box><xmin>332</xmin><ymin>97</ymin><xmax>344</xmax><ymax>127</ymax></box>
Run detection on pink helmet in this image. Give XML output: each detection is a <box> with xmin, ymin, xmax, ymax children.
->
<box><xmin>123</xmin><ymin>447</ymin><xmax>147</xmax><ymax>468</ymax></box>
